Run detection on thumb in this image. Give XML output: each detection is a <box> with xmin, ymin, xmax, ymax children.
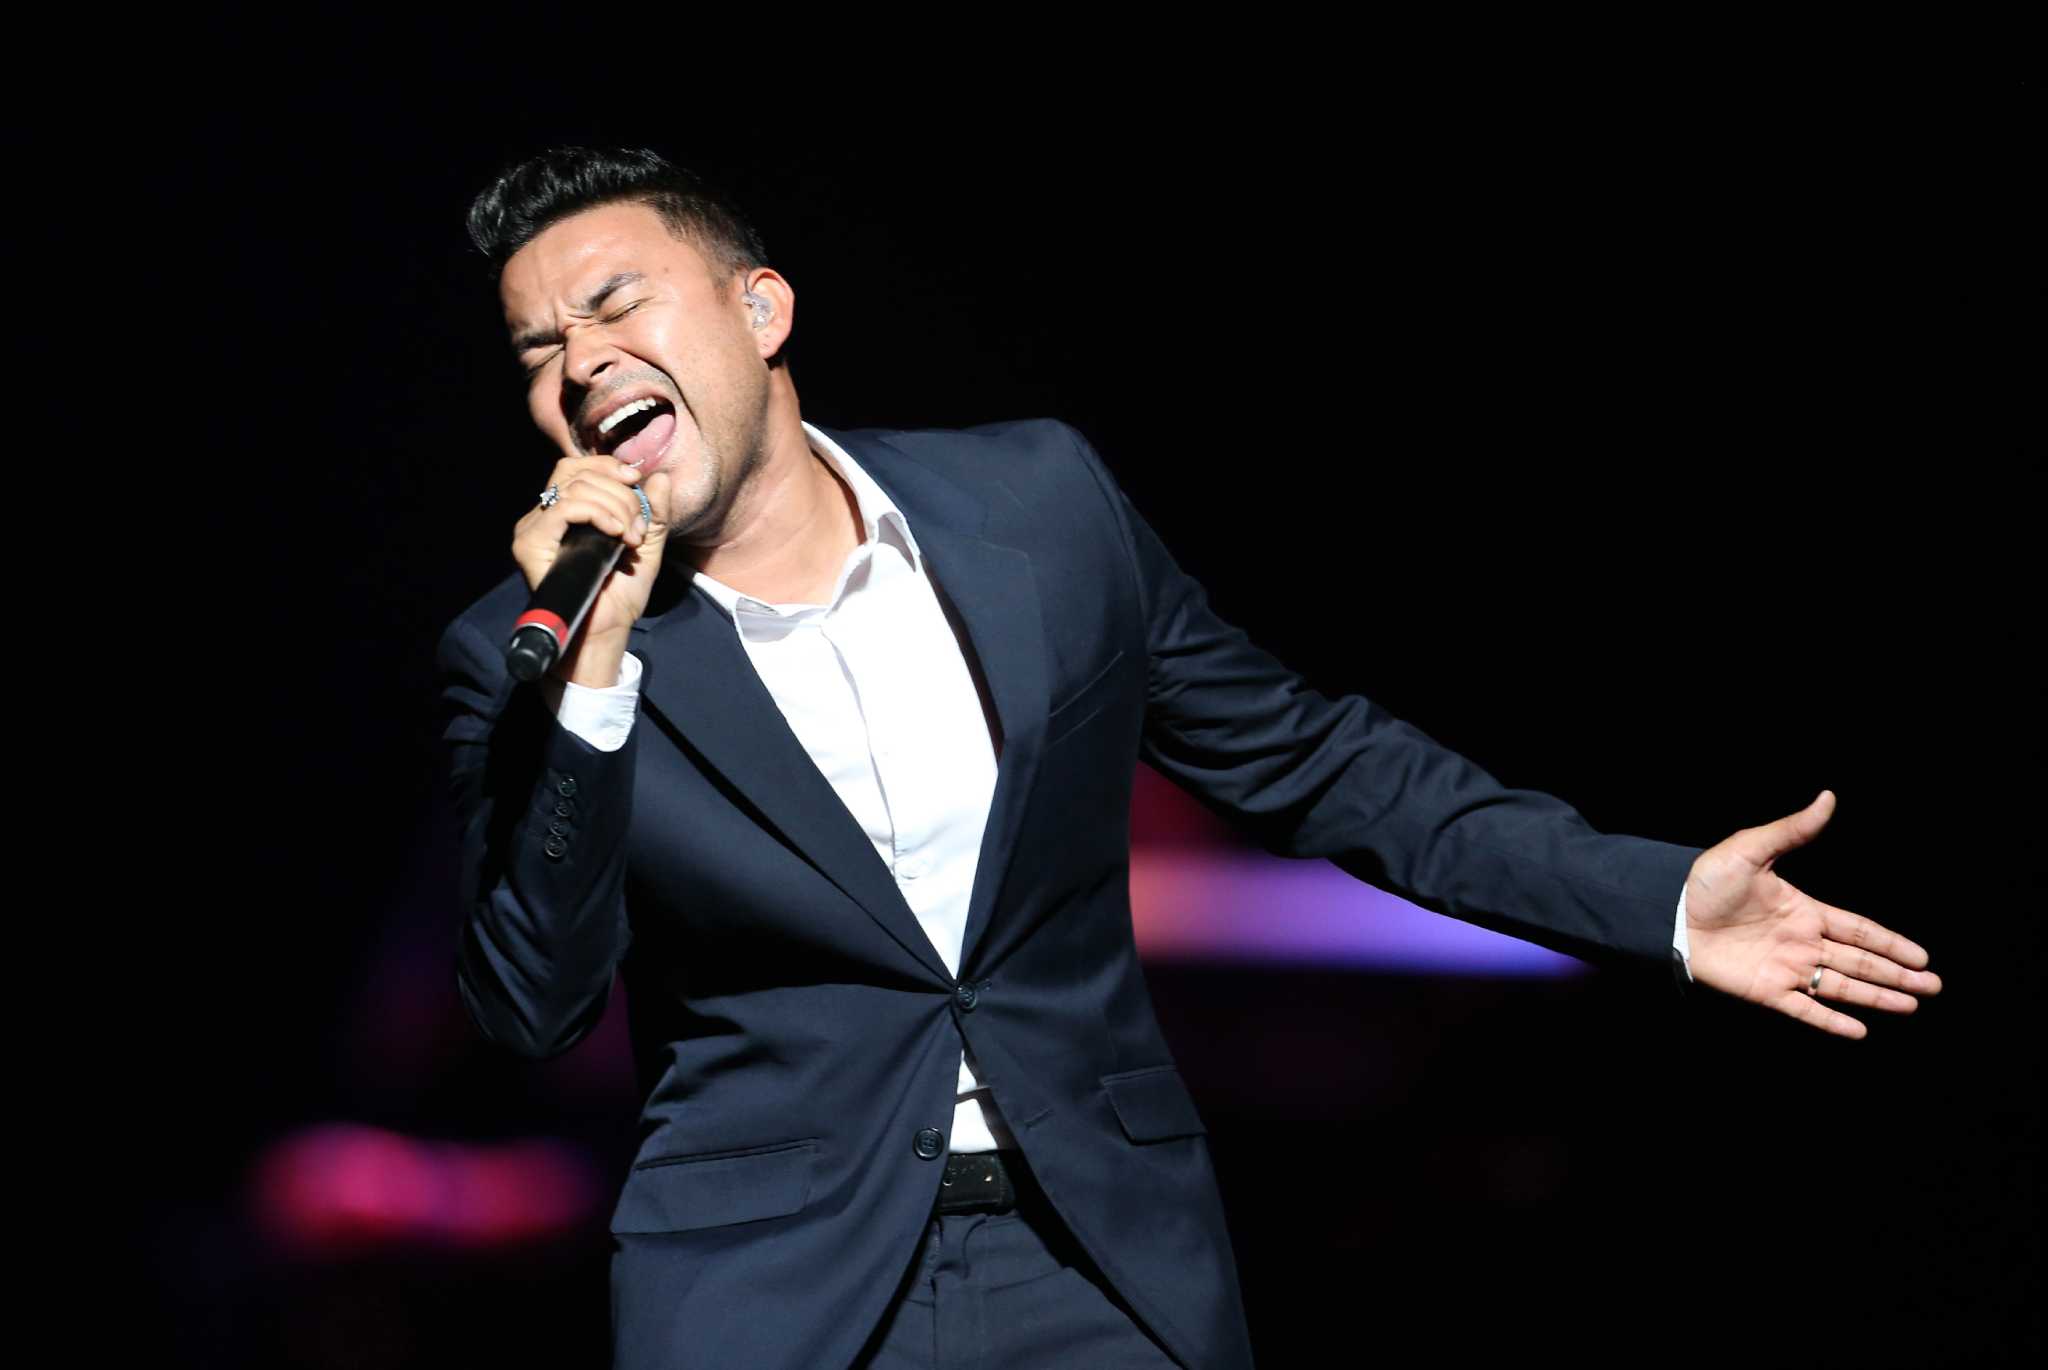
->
<box><xmin>634</xmin><ymin>471</ymin><xmax>673</xmax><ymax>564</ymax></box>
<box><xmin>1739</xmin><ymin>789</ymin><xmax>1836</xmax><ymax>869</ymax></box>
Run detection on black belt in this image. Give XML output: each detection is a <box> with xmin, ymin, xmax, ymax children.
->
<box><xmin>935</xmin><ymin>1149</ymin><xmax>1038</xmax><ymax>1215</ymax></box>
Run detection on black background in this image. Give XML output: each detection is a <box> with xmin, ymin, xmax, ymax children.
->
<box><xmin>112</xmin><ymin>63</ymin><xmax>2036</xmax><ymax>1367</ymax></box>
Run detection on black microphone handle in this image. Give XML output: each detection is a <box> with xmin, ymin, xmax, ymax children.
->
<box><xmin>505</xmin><ymin>523</ymin><xmax>628</xmax><ymax>683</ymax></box>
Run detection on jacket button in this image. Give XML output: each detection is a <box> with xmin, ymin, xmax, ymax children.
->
<box><xmin>543</xmin><ymin>837</ymin><xmax>567</xmax><ymax>860</ymax></box>
<box><xmin>553</xmin><ymin>800</ymin><xmax>574</xmax><ymax>818</ymax></box>
<box><xmin>557</xmin><ymin>777</ymin><xmax>578</xmax><ymax>798</ymax></box>
<box><xmin>913</xmin><ymin>1128</ymin><xmax>945</xmax><ymax>1160</ymax></box>
<box><xmin>955</xmin><ymin>982</ymin><xmax>979</xmax><ymax>1012</ymax></box>
<box><xmin>548</xmin><ymin>820</ymin><xmax>570</xmax><ymax>837</ymax></box>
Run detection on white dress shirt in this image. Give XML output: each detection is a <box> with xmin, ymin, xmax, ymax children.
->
<box><xmin>546</xmin><ymin>421</ymin><xmax>1696</xmax><ymax>1150</ymax></box>
<box><xmin>548</xmin><ymin>421</ymin><xmax>1012</xmax><ymax>1150</ymax></box>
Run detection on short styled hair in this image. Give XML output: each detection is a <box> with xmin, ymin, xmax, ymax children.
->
<box><xmin>466</xmin><ymin>146</ymin><xmax>771</xmax><ymax>285</ymax></box>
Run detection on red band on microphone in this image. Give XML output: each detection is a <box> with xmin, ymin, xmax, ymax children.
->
<box><xmin>513</xmin><ymin>609</ymin><xmax>569</xmax><ymax>648</ymax></box>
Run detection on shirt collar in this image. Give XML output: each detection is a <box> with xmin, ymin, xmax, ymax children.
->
<box><xmin>690</xmin><ymin>419</ymin><xmax>920</xmax><ymax>620</ymax></box>
<box><xmin>806</xmin><ymin>420</ymin><xmax>921</xmax><ymax>567</ymax></box>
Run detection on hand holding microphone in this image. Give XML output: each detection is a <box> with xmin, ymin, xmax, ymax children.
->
<box><xmin>506</xmin><ymin>456</ymin><xmax>671</xmax><ymax>685</ymax></box>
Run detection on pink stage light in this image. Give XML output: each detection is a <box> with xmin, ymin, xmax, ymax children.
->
<box><xmin>248</xmin><ymin>1123</ymin><xmax>601</xmax><ymax>1257</ymax></box>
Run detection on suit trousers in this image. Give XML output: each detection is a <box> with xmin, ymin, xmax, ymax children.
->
<box><xmin>852</xmin><ymin>1184</ymin><xmax>1185</xmax><ymax>1369</ymax></box>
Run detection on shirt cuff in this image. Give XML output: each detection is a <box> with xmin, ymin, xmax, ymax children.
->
<box><xmin>541</xmin><ymin>651</ymin><xmax>643</xmax><ymax>752</ymax></box>
<box><xmin>1673</xmin><ymin>882</ymin><xmax>1694</xmax><ymax>984</ymax></box>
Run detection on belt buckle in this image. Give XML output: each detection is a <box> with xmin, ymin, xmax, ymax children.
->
<box><xmin>937</xmin><ymin>1151</ymin><xmax>1016</xmax><ymax>1214</ymax></box>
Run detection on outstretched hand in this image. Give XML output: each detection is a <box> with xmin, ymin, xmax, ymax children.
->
<box><xmin>1684</xmin><ymin>791</ymin><xmax>1941</xmax><ymax>1038</ymax></box>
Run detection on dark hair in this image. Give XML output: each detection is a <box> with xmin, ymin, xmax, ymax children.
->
<box><xmin>466</xmin><ymin>146</ymin><xmax>770</xmax><ymax>284</ymax></box>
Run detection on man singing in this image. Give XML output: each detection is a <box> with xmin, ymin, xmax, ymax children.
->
<box><xmin>437</xmin><ymin>146</ymin><xmax>1941</xmax><ymax>1369</ymax></box>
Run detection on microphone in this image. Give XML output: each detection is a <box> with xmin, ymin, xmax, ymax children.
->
<box><xmin>504</xmin><ymin>523</ymin><xmax>627</xmax><ymax>682</ymax></box>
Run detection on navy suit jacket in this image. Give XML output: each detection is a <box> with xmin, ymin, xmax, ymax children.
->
<box><xmin>437</xmin><ymin>417</ymin><xmax>1701</xmax><ymax>1370</ymax></box>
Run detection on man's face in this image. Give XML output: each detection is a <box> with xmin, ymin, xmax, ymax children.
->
<box><xmin>500</xmin><ymin>200</ymin><xmax>771</xmax><ymax>537</ymax></box>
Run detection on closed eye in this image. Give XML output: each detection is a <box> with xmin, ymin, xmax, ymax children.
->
<box><xmin>512</xmin><ymin>298</ymin><xmax>638</xmax><ymax>374</ymax></box>
<box><xmin>517</xmin><ymin>300</ymin><xmax>647</xmax><ymax>378</ymax></box>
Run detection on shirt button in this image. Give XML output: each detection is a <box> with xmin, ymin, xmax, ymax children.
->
<box><xmin>897</xmin><ymin>856</ymin><xmax>930</xmax><ymax>881</ymax></box>
<box><xmin>913</xmin><ymin>1128</ymin><xmax>945</xmax><ymax>1160</ymax></box>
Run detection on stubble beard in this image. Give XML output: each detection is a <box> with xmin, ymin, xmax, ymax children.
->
<box><xmin>664</xmin><ymin>372</ymin><xmax>771</xmax><ymax>548</ymax></box>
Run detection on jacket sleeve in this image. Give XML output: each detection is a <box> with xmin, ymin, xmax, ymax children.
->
<box><xmin>436</xmin><ymin>610</ymin><xmax>637</xmax><ymax>1058</ymax></box>
<box><xmin>1061</xmin><ymin>421</ymin><xmax>1700</xmax><ymax>976</ymax></box>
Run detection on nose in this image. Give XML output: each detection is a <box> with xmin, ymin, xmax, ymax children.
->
<box><xmin>561</xmin><ymin>320</ymin><xmax>621</xmax><ymax>391</ymax></box>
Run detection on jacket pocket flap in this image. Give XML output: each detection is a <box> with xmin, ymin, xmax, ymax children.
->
<box><xmin>610</xmin><ymin>1140</ymin><xmax>818</xmax><ymax>1234</ymax></box>
<box><xmin>1101</xmin><ymin>1067</ymin><xmax>1207</xmax><ymax>1142</ymax></box>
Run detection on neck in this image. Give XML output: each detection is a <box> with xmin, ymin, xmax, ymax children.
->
<box><xmin>684</xmin><ymin>402</ymin><xmax>863</xmax><ymax>605</ymax></box>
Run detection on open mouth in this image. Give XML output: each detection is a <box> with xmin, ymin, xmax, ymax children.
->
<box><xmin>591</xmin><ymin>395</ymin><xmax>678</xmax><ymax>467</ymax></box>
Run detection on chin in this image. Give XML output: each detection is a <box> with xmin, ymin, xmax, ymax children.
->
<box><xmin>664</xmin><ymin>457</ymin><xmax>726</xmax><ymax>538</ymax></box>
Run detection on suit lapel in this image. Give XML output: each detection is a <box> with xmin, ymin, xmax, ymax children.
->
<box><xmin>628</xmin><ymin>425</ymin><xmax>1050</xmax><ymax>986</ymax></box>
<box><xmin>630</xmin><ymin>584</ymin><xmax>955</xmax><ymax>984</ymax></box>
<box><xmin>838</xmin><ymin>429</ymin><xmax>1050</xmax><ymax>976</ymax></box>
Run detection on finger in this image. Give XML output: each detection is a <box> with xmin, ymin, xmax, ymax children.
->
<box><xmin>1819</xmin><ymin>907</ymin><xmax>1938</xmax><ymax>983</ymax></box>
<box><xmin>557</xmin><ymin>477</ymin><xmax>646</xmax><ymax>544</ymax></box>
<box><xmin>526</xmin><ymin>461</ymin><xmax>645</xmax><ymax>538</ymax></box>
<box><xmin>1812</xmin><ymin>965</ymin><xmax>1922</xmax><ymax>1015</ymax></box>
<box><xmin>1733</xmin><ymin>790</ymin><xmax>1836</xmax><ymax>868</ymax></box>
<box><xmin>524</xmin><ymin>496</ymin><xmax>632</xmax><ymax>543</ymax></box>
<box><xmin>1778</xmin><ymin>988</ymin><xmax>1869</xmax><ymax>1040</ymax></box>
<box><xmin>1818</xmin><ymin>934</ymin><xmax>1943</xmax><ymax>998</ymax></box>
<box><xmin>546</xmin><ymin>454</ymin><xmax>645</xmax><ymax>488</ymax></box>
<box><xmin>513</xmin><ymin>497</ymin><xmax>633</xmax><ymax>568</ymax></box>
<box><xmin>562</xmin><ymin>499</ymin><xmax>637</xmax><ymax>543</ymax></box>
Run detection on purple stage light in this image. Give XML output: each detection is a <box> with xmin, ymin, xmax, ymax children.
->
<box><xmin>1128</xmin><ymin>850</ymin><xmax>1588</xmax><ymax>975</ymax></box>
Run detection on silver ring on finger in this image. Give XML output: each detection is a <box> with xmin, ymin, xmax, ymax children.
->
<box><xmin>1806</xmin><ymin>965</ymin><xmax>1823</xmax><ymax>997</ymax></box>
<box><xmin>539</xmin><ymin>483</ymin><xmax>561</xmax><ymax>510</ymax></box>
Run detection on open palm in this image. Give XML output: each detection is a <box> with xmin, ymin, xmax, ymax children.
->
<box><xmin>1684</xmin><ymin>791</ymin><xmax>1941</xmax><ymax>1038</ymax></box>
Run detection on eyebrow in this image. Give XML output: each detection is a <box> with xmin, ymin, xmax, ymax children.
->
<box><xmin>509</xmin><ymin>271</ymin><xmax>648</xmax><ymax>354</ymax></box>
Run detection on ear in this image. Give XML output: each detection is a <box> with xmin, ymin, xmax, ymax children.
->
<box><xmin>739</xmin><ymin>268</ymin><xmax>795</xmax><ymax>361</ymax></box>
